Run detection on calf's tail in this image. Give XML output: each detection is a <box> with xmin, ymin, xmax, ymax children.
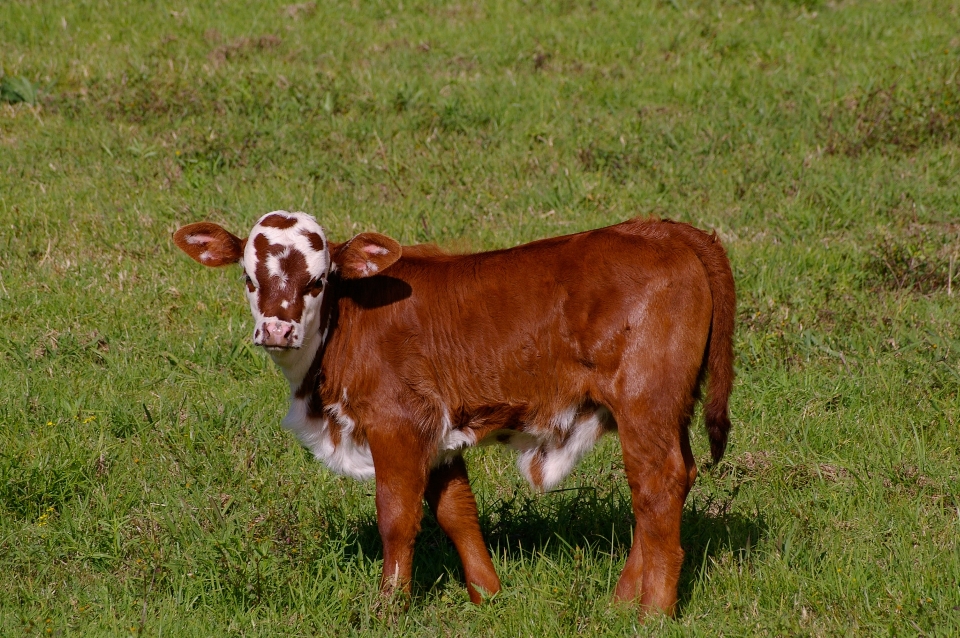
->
<box><xmin>668</xmin><ymin>221</ymin><xmax>736</xmax><ymax>463</ymax></box>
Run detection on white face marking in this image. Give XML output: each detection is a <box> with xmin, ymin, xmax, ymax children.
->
<box><xmin>242</xmin><ymin>211</ymin><xmax>331</xmax><ymax>385</ymax></box>
<box><xmin>245</xmin><ymin>212</ymin><xmax>329</xmax><ymax>282</ymax></box>
<box><xmin>265</xmin><ymin>247</ymin><xmax>291</xmax><ymax>285</ymax></box>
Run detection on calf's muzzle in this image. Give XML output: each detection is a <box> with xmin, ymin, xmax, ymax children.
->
<box><xmin>255</xmin><ymin>320</ymin><xmax>298</xmax><ymax>348</ymax></box>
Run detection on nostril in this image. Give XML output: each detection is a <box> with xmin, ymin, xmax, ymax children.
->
<box><xmin>256</xmin><ymin>322</ymin><xmax>297</xmax><ymax>347</ymax></box>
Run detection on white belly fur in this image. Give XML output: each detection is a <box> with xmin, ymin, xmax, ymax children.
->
<box><xmin>283</xmin><ymin>398</ymin><xmax>609</xmax><ymax>491</ymax></box>
<box><xmin>492</xmin><ymin>407</ymin><xmax>610</xmax><ymax>491</ymax></box>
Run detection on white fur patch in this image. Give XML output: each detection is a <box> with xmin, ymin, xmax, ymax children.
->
<box><xmin>270</xmin><ymin>331</ymin><xmax>321</xmax><ymax>389</ymax></box>
<box><xmin>432</xmin><ymin>407</ymin><xmax>477</xmax><ymax>466</ymax></box>
<box><xmin>551</xmin><ymin>405</ymin><xmax>579</xmax><ymax>432</ymax></box>
<box><xmin>282</xmin><ymin>398</ymin><xmax>375</xmax><ymax>481</ymax></box>
<box><xmin>513</xmin><ymin>407</ymin><xmax>610</xmax><ymax>491</ymax></box>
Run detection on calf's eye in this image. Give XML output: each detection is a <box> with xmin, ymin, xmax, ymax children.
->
<box><xmin>307</xmin><ymin>278</ymin><xmax>325</xmax><ymax>295</ymax></box>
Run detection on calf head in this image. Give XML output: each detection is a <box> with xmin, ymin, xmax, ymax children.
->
<box><xmin>173</xmin><ymin>211</ymin><xmax>401</xmax><ymax>354</ymax></box>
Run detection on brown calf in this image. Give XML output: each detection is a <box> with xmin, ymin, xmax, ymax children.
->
<box><xmin>173</xmin><ymin>212</ymin><xmax>735</xmax><ymax>615</ymax></box>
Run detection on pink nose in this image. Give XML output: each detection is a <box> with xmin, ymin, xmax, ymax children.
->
<box><xmin>255</xmin><ymin>321</ymin><xmax>296</xmax><ymax>348</ymax></box>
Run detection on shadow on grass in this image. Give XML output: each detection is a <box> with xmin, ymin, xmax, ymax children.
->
<box><xmin>333</xmin><ymin>483</ymin><xmax>766</xmax><ymax>609</ymax></box>
<box><xmin>676</xmin><ymin>502</ymin><xmax>768</xmax><ymax>616</ymax></box>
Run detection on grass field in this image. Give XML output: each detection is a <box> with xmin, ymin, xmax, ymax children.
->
<box><xmin>2</xmin><ymin>0</ymin><xmax>959</xmax><ymax>635</ymax></box>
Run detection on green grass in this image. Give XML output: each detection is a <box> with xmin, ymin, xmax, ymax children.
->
<box><xmin>2</xmin><ymin>0</ymin><xmax>959</xmax><ymax>635</ymax></box>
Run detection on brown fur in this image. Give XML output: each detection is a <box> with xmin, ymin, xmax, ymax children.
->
<box><xmin>310</xmin><ymin>218</ymin><xmax>735</xmax><ymax>613</ymax></box>
<box><xmin>173</xmin><ymin>216</ymin><xmax>736</xmax><ymax>616</ymax></box>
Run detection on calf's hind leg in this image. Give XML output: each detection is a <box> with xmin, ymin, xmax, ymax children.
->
<box><xmin>425</xmin><ymin>456</ymin><xmax>501</xmax><ymax>603</ymax></box>
<box><xmin>613</xmin><ymin>398</ymin><xmax>694</xmax><ymax>616</ymax></box>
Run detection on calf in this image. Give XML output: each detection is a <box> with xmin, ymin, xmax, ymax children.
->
<box><xmin>173</xmin><ymin>212</ymin><xmax>735</xmax><ymax>615</ymax></box>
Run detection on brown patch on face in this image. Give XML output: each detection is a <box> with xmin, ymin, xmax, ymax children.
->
<box><xmin>300</xmin><ymin>229</ymin><xmax>326</xmax><ymax>253</ymax></box>
<box><xmin>260</xmin><ymin>214</ymin><xmax>298</xmax><ymax>229</ymax></box>
<box><xmin>252</xmin><ymin>233</ymin><xmax>313</xmax><ymax>321</ymax></box>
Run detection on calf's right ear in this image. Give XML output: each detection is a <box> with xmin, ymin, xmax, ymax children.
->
<box><xmin>173</xmin><ymin>223</ymin><xmax>246</xmax><ymax>267</ymax></box>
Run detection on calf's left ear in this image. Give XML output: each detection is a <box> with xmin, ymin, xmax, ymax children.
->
<box><xmin>331</xmin><ymin>232</ymin><xmax>401</xmax><ymax>279</ymax></box>
<box><xmin>173</xmin><ymin>222</ymin><xmax>246</xmax><ymax>267</ymax></box>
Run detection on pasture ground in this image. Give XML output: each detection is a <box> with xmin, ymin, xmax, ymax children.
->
<box><xmin>2</xmin><ymin>0</ymin><xmax>959</xmax><ymax>635</ymax></box>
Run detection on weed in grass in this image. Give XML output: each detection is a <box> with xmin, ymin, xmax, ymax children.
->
<box><xmin>824</xmin><ymin>76</ymin><xmax>960</xmax><ymax>156</ymax></box>
<box><xmin>0</xmin><ymin>75</ymin><xmax>37</xmax><ymax>105</ymax></box>
<box><xmin>865</xmin><ymin>223</ymin><xmax>960</xmax><ymax>294</ymax></box>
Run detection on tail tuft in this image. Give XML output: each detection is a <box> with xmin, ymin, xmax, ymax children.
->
<box><xmin>705</xmin><ymin>401</ymin><xmax>731</xmax><ymax>463</ymax></box>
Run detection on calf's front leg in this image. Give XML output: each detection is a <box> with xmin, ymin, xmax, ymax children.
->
<box><xmin>369</xmin><ymin>432</ymin><xmax>430</xmax><ymax>598</ymax></box>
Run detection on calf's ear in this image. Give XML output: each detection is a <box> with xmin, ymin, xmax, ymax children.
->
<box><xmin>173</xmin><ymin>222</ymin><xmax>246</xmax><ymax>267</ymax></box>
<box><xmin>331</xmin><ymin>232</ymin><xmax>402</xmax><ymax>279</ymax></box>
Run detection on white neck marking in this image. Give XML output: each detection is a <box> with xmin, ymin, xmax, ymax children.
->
<box><xmin>269</xmin><ymin>330</ymin><xmax>324</xmax><ymax>392</ymax></box>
